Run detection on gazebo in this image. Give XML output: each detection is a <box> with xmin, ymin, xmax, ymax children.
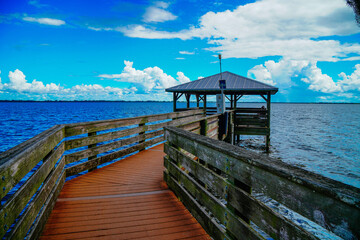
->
<box><xmin>165</xmin><ymin>71</ymin><xmax>278</xmax><ymax>151</ymax></box>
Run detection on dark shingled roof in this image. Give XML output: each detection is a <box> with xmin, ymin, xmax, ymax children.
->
<box><xmin>166</xmin><ymin>71</ymin><xmax>278</xmax><ymax>95</ymax></box>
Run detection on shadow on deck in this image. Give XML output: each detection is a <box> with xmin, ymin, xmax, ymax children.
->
<box><xmin>41</xmin><ymin>144</ymin><xmax>210</xmax><ymax>240</ymax></box>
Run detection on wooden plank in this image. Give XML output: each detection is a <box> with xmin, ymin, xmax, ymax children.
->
<box><xmin>164</xmin><ymin>126</ymin><xmax>360</xmax><ymax>238</ymax></box>
<box><xmin>65</xmin><ymin>130</ymin><xmax>163</xmax><ymax>163</ymax></box>
<box><xmin>0</xmin><ymin>143</ymin><xmax>64</xmax><ymax>237</ymax></box>
<box><xmin>164</xmin><ymin>144</ymin><xmax>317</xmax><ymax>240</ymax></box>
<box><xmin>236</xmin><ymin>116</ymin><xmax>267</xmax><ymax>121</ymax></box>
<box><xmin>27</xmin><ymin>171</ymin><xmax>66</xmax><ymax>240</ymax></box>
<box><xmin>164</xmin><ymin>171</ymin><xmax>229</xmax><ymax>240</ymax></box>
<box><xmin>65</xmin><ymin>125</ymin><xmax>146</xmax><ymax>150</ymax></box>
<box><xmin>146</xmin><ymin>114</ymin><xmax>204</xmax><ymax>132</ymax></box>
<box><xmin>66</xmin><ymin>137</ymin><xmax>164</xmax><ymax>176</ymax></box>
<box><xmin>87</xmin><ymin>132</ymin><xmax>97</xmax><ymax>172</ymax></box>
<box><xmin>191</xmin><ymin>128</ymin><xmax>201</xmax><ymax>135</ymax></box>
<box><xmin>65</xmin><ymin>109</ymin><xmax>203</xmax><ymax>137</ymax></box>
<box><xmin>0</xmin><ymin>125</ymin><xmax>65</xmax><ymax>199</ymax></box>
<box><xmin>179</xmin><ymin>121</ymin><xmax>201</xmax><ymax>132</ymax></box>
<box><xmin>235</xmin><ymin>108</ymin><xmax>267</xmax><ymax>113</ymax></box>
<box><xmin>65</xmin><ymin>113</ymin><xmax>204</xmax><ymax>150</ymax></box>
<box><xmin>234</xmin><ymin>127</ymin><xmax>269</xmax><ymax>135</ymax></box>
<box><xmin>164</xmin><ymin>158</ymin><xmax>264</xmax><ymax>240</ymax></box>
<box><xmin>138</xmin><ymin>123</ymin><xmax>146</xmax><ymax>152</ymax></box>
<box><xmin>207</xmin><ymin>121</ymin><xmax>218</xmax><ymax>133</ymax></box>
<box><xmin>6</xmin><ymin>158</ymin><xmax>65</xmax><ymax>239</ymax></box>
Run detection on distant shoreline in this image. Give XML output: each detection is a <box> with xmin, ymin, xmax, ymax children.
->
<box><xmin>0</xmin><ymin>100</ymin><xmax>359</xmax><ymax>104</ymax></box>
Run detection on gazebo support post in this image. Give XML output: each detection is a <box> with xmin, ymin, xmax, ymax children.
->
<box><xmin>266</xmin><ymin>92</ymin><xmax>271</xmax><ymax>153</ymax></box>
<box><xmin>204</xmin><ymin>95</ymin><xmax>207</xmax><ymax>115</ymax></box>
<box><xmin>185</xmin><ymin>94</ymin><xmax>191</xmax><ymax>109</ymax></box>
<box><xmin>196</xmin><ymin>94</ymin><xmax>199</xmax><ymax>108</ymax></box>
<box><xmin>173</xmin><ymin>92</ymin><xmax>177</xmax><ymax>112</ymax></box>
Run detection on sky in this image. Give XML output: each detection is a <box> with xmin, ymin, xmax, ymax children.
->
<box><xmin>0</xmin><ymin>0</ymin><xmax>359</xmax><ymax>102</ymax></box>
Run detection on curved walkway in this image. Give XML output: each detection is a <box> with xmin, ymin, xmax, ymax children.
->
<box><xmin>41</xmin><ymin>144</ymin><xmax>210</xmax><ymax>240</ymax></box>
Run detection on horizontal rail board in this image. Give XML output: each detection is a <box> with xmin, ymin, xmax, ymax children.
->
<box><xmin>164</xmin><ymin>157</ymin><xmax>263</xmax><ymax>240</ymax></box>
<box><xmin>207</xmin><ymin>121</ymin><xmax>218</xmax><ymax>133</ymax></box>
<box><xmin>66</xmin><ymin>137</ymin><xmax>163</xmax><ymax>176</ymax></box>
<box><xmin>234</xmin><ymin>127</ymin><xmax>269</xmax><ymax>135</ymax></box>
<box><xmin>236</xmin><ymin>116</ymin><xmax>267</xmax><ymax>121</ymax></box>
<box><xmin>65</xmin><ymin>130</ymin><xmax>163</xmax><ymax>163</ymax></box>
<box><xmin>0</xmin><ymin>143</ymin><xmax>64</xmax><ymax>236</ymax></box>
<box><xmin>27</xmin><ymin>171</ymin><xmax>66</xmax><ymax>240</ymax></box>
<box><xmin>236</xmin><ymin>122</ymin><xmax>266</xmax><ymax>127</ymax></box>
<box><xmin>0</xmin><ymin>125</ymin><xmax>65</xmax><ymax>199</ymax></box>
<box><xmin>65</xmin><ymin>125</ymin><xmax>146</xmax><ymax>150</ymax></box>
<box><xmin>164</xmin><ymin>143</ymin><xmax>316</xmax><ymax>240</ymax></box>
<box><xmin>235</xmin><ymin>108</ymin><xmax>267</xmax><ymax>113</ymax></box>
<box><xmin>179</xmin><ymin>121</ymin><xmax>201</xmax><ymax>132</ymax></box>
<box><xmin>65</xmin><ymin>109</ymin><xmax>203</xmax><ymax>136</ymax></box>
<box><xmin>6</xmin><ymin>158</ymin><xmax>65</xmax><ymax>239</ymax></box>
<box><xmin>164</xmin><ymin>171</ymin><xmax>229</xmax><ymax>240</ymax></box>
<box><xmin>65</xmin><ymin>114</ymin><xmax>205</xmax><ymax>151</ymax></box>
<box><xmin>164</xmin><ymin>126</ymin><xmax>360</xmax><ymax>238</ymax></box>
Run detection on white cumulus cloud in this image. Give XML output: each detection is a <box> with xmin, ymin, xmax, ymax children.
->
<box><xmin>248</xmin><ymin>59</ymin><xmax>309</xmax><ymax>87</ymax></box>
<box><xmin>6</xmin><ymin>69</ymin><xmax>60</xmax><ymax>93</ymax></box>
<box><xmin>143</xmin><ymin>1</ymin><xmax>177</xmax><ymax>23</ymax></box>
<box><xmin>301</xmin><ymin>64</ymin><xmax>342</xmax><ymax>93</ymax></box>
<box><xmin>0</xmin><ymin>69</ymin><xmax>138</xmax><ymax>100</ymax></box>
<box><xmin>338</xmin><ymin>64</ymin><xmax>360</xmax><ymax>91</ymax></box>
<box><xmin>23</xmin><ymin>16</ymin><xmax>65</xmax><ymax>26</ymax></box>
<box><xmin>120</xmin><ymin>0</ymin><xmax>360</xmax><ymax>62</ymax></box>
<box><xmin>248</xmin><ymin>59</ymin><xmax>360</xmax><ymax>95</ymax></box>
<box><xmin>98</xmin><ymin>60</ymin><xmax>190</xmax><ymax>93</ymax></box>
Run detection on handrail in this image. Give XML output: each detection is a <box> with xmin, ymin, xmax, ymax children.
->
<box><xmin>163</xmin><ymin>126</ymin><xmax>360</xmax><ymax>240</ymax></box>
<box><xmin>0</xmin><ymin>109</ymin><xmax>208</xmax><ymax>239</ymax></box>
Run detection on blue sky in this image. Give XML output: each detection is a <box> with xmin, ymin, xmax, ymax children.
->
<box><xmin>0</xmin><ymin>0</ymin><xmax>359</xmax><ymax>102</ymax></box>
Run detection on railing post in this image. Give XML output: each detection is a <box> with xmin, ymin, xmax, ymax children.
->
<box><xmin>230</xmin><ymin>112</ymin><xmax>234</xmax><ymax>145</ymax></box>
<box><xmin>139</xmin><ymin>123</ymin><xmax>146</xmax><ymax>151</ymax></box>
<box><xmin>266</xmin><ymin>92</ymin><xmax>271</xmax><ymax>152</ymax></box>
<box><xmin>88</xmin><ymin>131</ymin><xmax>97</xmax><ymax>172</ymax></box>
<box><xmin>200</xmin><ymin>119</ymin><xmax>208</xmax><ymax>136</ymax></box>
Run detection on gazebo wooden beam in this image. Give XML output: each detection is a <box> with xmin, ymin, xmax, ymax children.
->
<box><xmin>266</xmin><ymin>92</ymin><xmax>271</xmax><ymax>152</ymax></box>
<box><xmin>185</xmin><ymin>94</ymin><xmax>191</xmax><ymax>109</ymax></box>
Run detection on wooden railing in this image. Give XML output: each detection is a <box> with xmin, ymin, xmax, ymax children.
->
<box><xmin>234</xmin><ymin>108</ymin><xmax>269</xmax><ymax>136</ymax></box>
<box><xmin>163</xmin><ymin>126</ymin><xmax>360</xmax><ymax>240</ymax></box>
<box><xmin>0</xmin><ymin>109</ymin><xmax>211</xmax><ymax>239</ymax></box>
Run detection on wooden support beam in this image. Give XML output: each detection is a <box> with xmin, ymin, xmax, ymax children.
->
<box><xmin>185</xmin><ymin>94</ymin><xmax>191</xmax><ymax>109</ymax></box>
<box><xmin>203</xmin><ymin>95</ymin><xmax>207</xmax><ymax>113</ymax></box>
<box><xmin>260</xmin><ymin>94</ymin><xmax>267</xmax><ymax>102</ymax></box>
<box><xmin>173</xmin><ymin>92</ymin><xmax>177</xmax><ymax>112</ymax></box>
<box><xmin>234</xmin><ymin>94</ymin><xmax>237</xmax><ymax>109</ymax></box>
<box><xmin>236</xmin><ymin>94</ymin><xmax>243</xmax><ymax>102</ymax></box>
<box><xmin>88</xmin><ymin>132</ymin><xmax>97</xmax><ymax>171</ymax></box>
<box><xmin>266</xmin><ymin>92</ymin><xmax>271</xmax><ymax>153</ymax></box>
<box><xmin>196</xmin><ymin>94</ymin><xmax>200</xmax><ymax>108</ymax></box>
<box><xmin>138</xmin><ymin>123</ymin><xmax>146</xmax><ymax>151</ymax></box>
<box><xmin>176</xmin><ymin>93</ymin><xmax>183</xmax><ymax>101</ymax></box>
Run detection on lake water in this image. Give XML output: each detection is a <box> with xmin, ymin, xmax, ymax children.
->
<box><xmin>0</xmin><ymin>101</ymin><xmax>359</xmax><ymax>188</ymax></box>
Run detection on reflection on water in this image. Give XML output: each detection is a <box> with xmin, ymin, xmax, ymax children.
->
<box><xmin>0</xmin><ymin>102</ymin><xmax>359</xmax><ymax>188</ymax></box>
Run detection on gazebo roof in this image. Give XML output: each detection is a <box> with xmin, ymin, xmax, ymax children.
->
<box><xmin>166</xmin><ymin>71</ymin><xmax>278</xmax><ymax>95</ymax></box>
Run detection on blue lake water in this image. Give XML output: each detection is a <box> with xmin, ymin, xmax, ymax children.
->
<box><xmin>0</xmin><ymin>101</ymin><xmax>359</xmax><ymax>188</ymax></box>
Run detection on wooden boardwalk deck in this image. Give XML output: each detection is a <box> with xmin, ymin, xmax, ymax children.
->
<box><xmin>41</xmin><ymin>144</ymin><xmax>210</xmax><ymax>240</ymax></box>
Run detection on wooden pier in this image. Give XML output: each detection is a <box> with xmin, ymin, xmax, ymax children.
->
<box><xmin>1</xmin><ymin>108</ymin><xmax>359</xmax><ymax>240</ymax></box>
<box><xmin>41</xmin><ymin>144</ymin><xmax>210</xmax><ymax>239</ymax></box>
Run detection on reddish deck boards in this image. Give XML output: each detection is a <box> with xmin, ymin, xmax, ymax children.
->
<box><xmin>41</xmin><ymin>144</ymin><xmax>210</xmax><ymax>240</ymax></box>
